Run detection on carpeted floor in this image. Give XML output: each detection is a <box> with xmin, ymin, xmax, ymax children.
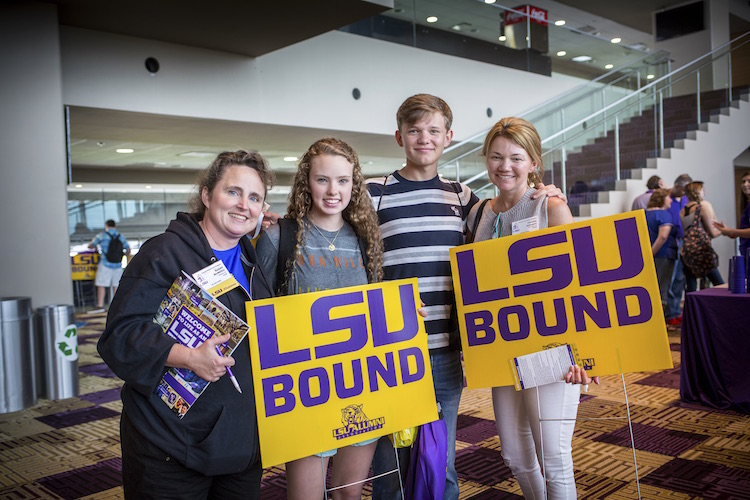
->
<box><xmin>1</xmin><ymin>314</ymin><xmax>749</xmax><ymax>499</ymax></box>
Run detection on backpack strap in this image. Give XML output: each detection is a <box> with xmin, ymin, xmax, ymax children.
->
<box><xmin>276</xmin><ymin>218</ymin><xmax>299</xmax><ymax>295</ymax></box>
<box><xmin>466</xmin><ymin>199</ymin><xmax>490</xmax><ymax>244</ymax></box>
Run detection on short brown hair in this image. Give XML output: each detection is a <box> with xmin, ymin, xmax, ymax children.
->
<box><xmin>189</xmin><ymin>150</ymin><xmax>274</xmax><ymax>217</ymax></box>
<box><xmin>396</xmin><ymin>94</ymin><xmax>453</xmax><ymax>131</ymax></box>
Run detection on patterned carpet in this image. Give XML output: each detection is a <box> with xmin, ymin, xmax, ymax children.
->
<box><xmin>2</xmin><ymin>314</ymin><xmax>749</xmax><ymax>499</ymax></box>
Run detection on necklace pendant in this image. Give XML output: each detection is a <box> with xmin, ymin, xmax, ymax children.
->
<box><xmin>328</xmin><ymin>243</ymin><xmax>336</xmax><ymax>251</ymax></box>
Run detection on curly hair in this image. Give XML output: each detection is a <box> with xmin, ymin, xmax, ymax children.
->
<box><xmin>647</xmin><ymin>188</ymin><xmax>670</xmax><ymax>209</ymax></box>
<box><xmin>189</xmin><ymin>150</ymin><xmax>274</xmax><ymax>217</ymax></box>
<box><xmin>684</xmin><ymin>181</ymin><xmax>705</xmax><ymax>203</ymax></box>
<box><xmin>284</xmin><ymin>138</ymin><xmax>383</xmax><ymax>285</ymax></box>
<box><xmin>481</xmin><ymin>117</ymin><xmax>544</xmax><ymax>187</ymax></box>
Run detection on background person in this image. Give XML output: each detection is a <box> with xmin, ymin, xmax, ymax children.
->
<box><xmin>665</xmin><ymin>174</ymin><xmax>693</xmax><ymax>326</ymax></box>
<box><xmin>631</xmin><ymin>175</ymin><xmax>666</xmax><ymax>210</ymax></box>
<box><xmin>680</xmin><ymin>181</ymin><xmax>725</xmax><ymax>292</ymax></box>
<box><xmin>466</xmin><ymin>116</ymin><xmax>595</xmax><ymax>500</ymax></box>
<box><xmin>713</xmin><ymin>171</ymin><xmax>750</xmax><ymax>259</ymax></box>
<box><xmin>97</xmin><ymin>151</ymin><xmax>275</xmax><ymax>499</ymax></box>
<box><xmin>645</xmin><ymin>189</ymin><xmax>677</xmax><ymax>317</ymax></box>
<box><xmin>88</xmin><ymin>219</ymin><xmax>130</xmax><ymax>309</ymax></box>
<box><xmin>255</xmin><ymin>138</ymin><xmax>384</xmax><ymax>500</ymax></box>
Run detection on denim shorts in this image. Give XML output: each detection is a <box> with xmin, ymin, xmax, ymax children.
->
<box><xmin>315</xmin><ymin>436</ymin><xmax>379</xmax><ymax>458</ymax></box>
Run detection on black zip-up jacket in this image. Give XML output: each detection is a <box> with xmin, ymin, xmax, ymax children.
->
<box><xmin>98</xmin><ymin>212</ymin><xmax>273</xmax><ymax>476</ymax></box>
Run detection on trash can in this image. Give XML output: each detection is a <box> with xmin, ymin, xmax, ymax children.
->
<box><xmin>0</xmin><ymin>297</ymin><xmax>37</xmax><ymax>414</ymax></box>
<box><xmin>34</xmin><ymin>305</ymin><xmax>79</xmax><ymax>400</ymax></box>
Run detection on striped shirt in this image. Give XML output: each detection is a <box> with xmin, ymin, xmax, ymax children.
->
<box><xmin>368</xmin><ymin>171</ymin><xmax>479</xmax><ymax>351</ymax></box>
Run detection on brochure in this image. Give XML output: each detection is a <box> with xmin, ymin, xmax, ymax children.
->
<box><xmin>511</xmin><ymin>344</ymin><xmax>582</xmax><ymax>391</ymax></box>
<box><xmin>154</xmin><ymin>271</ymin><xmax>250</xmax><ymax>418</ymax></box>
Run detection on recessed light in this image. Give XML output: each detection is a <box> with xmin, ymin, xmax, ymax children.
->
<box><xmin>145</xmin><ymin>185</ymin><xmax>152</xmax><ymax>189</ymax></box>
<box><xmin>572</xmin><ymin>55</ymin><xmax>592</xmax><ymax>62</ymax></box>
<box><xmin>498</xmin><ymin>35</ymin><xmax>507</xmax><ymax>41</ymax></box>
<box><xmin>426</xmin><ymin>16</ymin><xmax>438</xmax><ymax>23</ymax></box>
<box><xmin>178</xmin><ymin>151</ymin><xmax>215</xmax><ymax>157</ymax></box>
<box><xmin>557</xmin><ymin>50</ymin><xmax>567</xmax><ymax>57</ymax></box>
<box><xmin>647</xmin><ymin>74</ymin><xmax>655</xmax><ymax>79</ymax></box>
<box><xmin>451</xmin><ymin>24</ymin><xmax>462</xmax><ymax>31</ymax></box>
<box><xmin>283</xmin><ymin>157</ymin><xmax>298</xmax><ymax>162</ymax></box>
<box><xmin>555</xmin><ymin>20</ymin><xmax>566</xmax><ymax>26</ymax></box>
<box><xmin>484</xmin><ymin>0</ymin><xmax>496</xmax><ymax>3</ymax></box>
<box><xmin>611</xmin><ymin>37</ymin><xmax>622</xmax><ymax>44</ymax></box>
<box><xmin>75</xmin><ymin>184</ymin><xmax>83</xmax><ymax>188</ymax></box>
<box><xmin>116</xmin><ymin>148</ymin><xmax>134</xmax><ymax>154</ymax></box>
<box><xmin>605</xmin><ymin>64</ymin><xmax>614</xmax><ymax>69</ymax></box>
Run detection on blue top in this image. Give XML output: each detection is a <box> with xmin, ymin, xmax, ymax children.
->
<box><xmin>213</xmin><ymin>244</ymin><xmax>251</xmax><ymax>297</ymax></box>
<box><xmin>92</xmin><ymin>228</ymin><xmax>130</xmax><ymax>268</ymax></box>
<box><xmin>668</xmin><ymin>195</ymin><xmax>689</xmax><ymax>240</ymax></box>
<box><xmin>645</xmin><ymin>209</ymin><xmax>677</xmax><ymax>260</ymax></box>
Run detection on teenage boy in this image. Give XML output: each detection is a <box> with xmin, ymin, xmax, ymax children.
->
<box><xmin>367</xmin><ymin>94</ymin><xmax>563</xmax><ymax>499</ymax></box>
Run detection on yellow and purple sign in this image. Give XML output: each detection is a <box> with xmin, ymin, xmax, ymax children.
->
<box><xmin>450</xmin><ymin>210</ymin><xmax>673</xmax><ymax>389</ymax></box>
<box><xmin>246</xmin><ymin>278</ymin><xmax>437</xmax><ymax>467</ymax></box>
<box><xmin>71</xmin><ymin>252</ymin><xmax>99</xmax><ymax>281</ymax></box>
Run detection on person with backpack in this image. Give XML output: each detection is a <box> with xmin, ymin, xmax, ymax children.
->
<box><xmin>254</xmin><ymin>138</ymin><xmax>385</xmax><ymax>499</ymax></box>
<box><xmin>88</xmin><ymin>219</ymin><xmax>130</xmax><ymax>309</ymax></box>
<box><xmin>680</xmin><ymin>181</ymin><xmax>725</xmax><ymax>292</ymax></box>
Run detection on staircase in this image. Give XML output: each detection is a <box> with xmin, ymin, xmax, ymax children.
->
<box><xmin>560</xmin><ymin>87</ymin><xmax>750</xmax><ymax>216</ymax></box>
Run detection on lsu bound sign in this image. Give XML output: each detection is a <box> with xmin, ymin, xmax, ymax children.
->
<box><xmin>246</xmin><ymin>278</ymin><xmax>437</xmax><ymax>467</ymax></box>
<box><xmin>450</xmin><ymin>211</ymin><xmax>673</xmax><ymax>389</ymax></box>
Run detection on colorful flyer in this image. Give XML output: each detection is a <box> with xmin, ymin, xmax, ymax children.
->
<box><xmin>246</xmin><ymin>278</ymin><xmax>438</xmax><ymax>467</ymax></box>
<box><xmin>450</xmin><ymin>210</ymin><xmax>673</xmax><ymax>389</ymax></box>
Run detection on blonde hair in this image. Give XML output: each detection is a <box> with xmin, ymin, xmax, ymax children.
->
<box><xmin>481</xmin><ymin>117</ymin><xmax>543</xmax><ymax>186</ymax></box>
<box><xmin>284</xmin><ymin>138</ymin><xmax>383</xmax><ymax>283</ymax></box>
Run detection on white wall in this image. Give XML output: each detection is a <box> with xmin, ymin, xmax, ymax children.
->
<box><xmin>0</xmin><ymin>2</ymin><xmax>73</xmax><ymax>307</ymax></box>
<box><xmin>60</xmin><ymin>28</ymin><xmax>586</xmax><ymax>140</ymax></box>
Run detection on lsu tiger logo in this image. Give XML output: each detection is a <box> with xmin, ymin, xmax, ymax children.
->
<box><xmin>332</xmin><ymin>403</ymin><xmax>385</xmax><ymax>440</ymax></box>
<box><xmin>341</xmin><ymin>404</ymin><xmax>367</xmax><ymax>429</ymax></box>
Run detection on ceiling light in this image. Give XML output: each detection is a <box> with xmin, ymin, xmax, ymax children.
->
<box><xmin>178</xmin><ymin>151</ymin><xmax>215</xmax><ymax>157</ymax></box>
<box><xmin>145</xmin><ymin>185</ymin><xmax>152</xmax><ymax>189</ymax></box>
<box><xmin>611</xmin><ymin>37</ymin><xmax>622</xmax><ymax>44</ymax></box>
<box><xmin>498</xmin><ymin>35</ymin><xmax>506</xmax><ymax>41</ymax></box>
<box><xmin>283</xmin><ymin>156</ymin><xmax>298</xmax><ymax>162</ymax></box>
<box><xmin>426</xmin><ymin>16</ymin><xmax>438</xmax><ymax>23</ymax></box>
<box><xmin>554</xmin><ymin>20</ymin><xmax>566</xmax><ymax>26</ymax></box>
<box><xmin>571</xmin><ymin>55</ymin><xmax>592</xmax><ymax>62</ymax></box>
<box><xmin>116</xmin><ymin>148</ymin><xmax>134</xmax><ymax>154</ymax></box>
<box><xmin>74</xmin><ymin>184</ymin><xmax>83</xmax><ymax>188</ymax></box>
<box><xmin>484</xmin><ymin>0</ymin><xmax>496</xmax><ymax>3</ymax></box>
<box><xmin>647</xmin><ymin>74</ymin><xmax>655</xmax><ymax>79</ymax></box>
<box><xmin>605</xmin><ymin>64</ymin><xmax>614</xmax><ymax>69</ymax></box>
<box><xmin>556</xmin><ymin>50</ymin><xmax>567</xmax><ymax>57</ymax></box>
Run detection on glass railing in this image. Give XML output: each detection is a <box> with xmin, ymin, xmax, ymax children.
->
<box><xmin>439</xmin><ymin>30</ymin><xmax>750</xmax><ymax>204</ymax></box>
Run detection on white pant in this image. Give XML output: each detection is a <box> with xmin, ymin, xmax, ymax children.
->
<box><xmin>492</xmin><ymin>382</ymin><xmax>580</xmax><ymax>500</ymax></box>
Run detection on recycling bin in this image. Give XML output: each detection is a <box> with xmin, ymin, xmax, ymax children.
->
<box><xmin>1</xmin><ymin>297</ymin><xmax>37</xmax><ymax>413</ymax></box>
<box><xmin>34</xmin><ymin>305</ymin><xmax>79</xmax><ymax>400</ymax></box>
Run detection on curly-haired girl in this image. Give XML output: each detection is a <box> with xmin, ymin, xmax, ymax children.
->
<box><xmin>255</xmin><ymin>137</ymin><xmax>383</xmax><ymax>499</ymax></box>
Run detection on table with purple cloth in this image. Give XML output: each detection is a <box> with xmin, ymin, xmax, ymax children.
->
<box><xmin>679</xmin><ymin>287</ymin><xmax>750</xmax><ymax>413</ymax></box>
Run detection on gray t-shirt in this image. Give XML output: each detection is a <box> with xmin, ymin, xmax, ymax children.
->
<box><xmin>255</xmin><ymin>218</ymin><xmax>368</xmax><ymax>295</ymax></box>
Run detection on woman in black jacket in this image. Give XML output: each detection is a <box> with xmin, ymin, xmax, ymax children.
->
<box><xmin>98</xmin><ymin>150</ymin><xmax>274</xmax><ymax>499</ymax></box>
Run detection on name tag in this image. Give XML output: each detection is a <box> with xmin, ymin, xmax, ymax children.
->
<box><xmin>512</xmin><ymin>216</ymin><xmax>539</xmax><ymax>235</ymax></box>
<box><xmin>193</xmin><ymin>261</ymin><xmax>239</xmax><ymax>297</ymax></box>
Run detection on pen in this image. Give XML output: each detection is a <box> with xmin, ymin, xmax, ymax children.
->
<box><xmin>215</xmin><ymin>345</ymin><xmax>242</xmax><ymax>394</ymax></box>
